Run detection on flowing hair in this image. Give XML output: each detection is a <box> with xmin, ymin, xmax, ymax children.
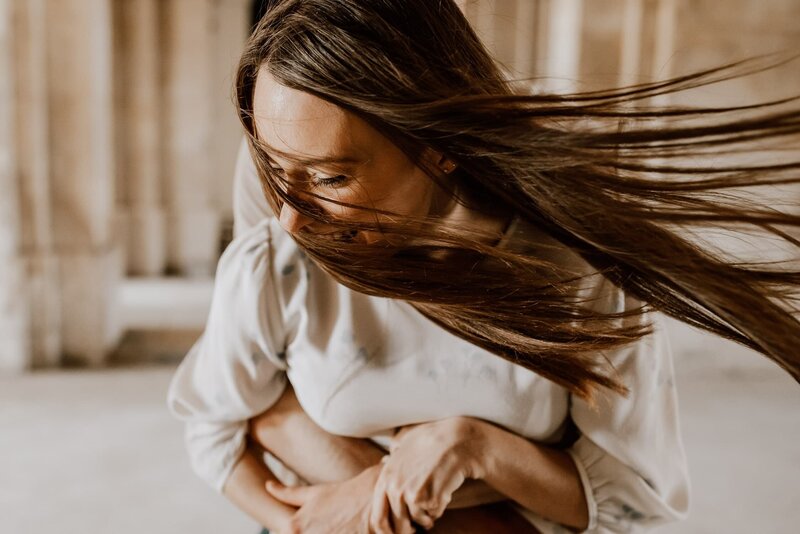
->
<box><xmin>236</xmin><ymin>0</ymin><xmax>800</xmax><ymax>404</ymax></box>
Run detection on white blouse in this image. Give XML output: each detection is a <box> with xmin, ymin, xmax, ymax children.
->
<box><xmin>167</xmin><ymin>141</ymin><xmax>690</xmax><ymax>533</ymax></box>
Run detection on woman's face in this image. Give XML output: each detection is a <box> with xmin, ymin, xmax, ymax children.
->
<box><xmin>252</xmin><ymin>69</ymin><xmax>448</xmax><ymax>243</ymax></box>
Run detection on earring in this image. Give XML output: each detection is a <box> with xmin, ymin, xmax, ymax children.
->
<box><xmin>440</xmin><ymin>159</ymin><xmax>458</xmax><ymax>174</ymax></box>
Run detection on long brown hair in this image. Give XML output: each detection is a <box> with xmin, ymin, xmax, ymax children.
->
<box><xmin>236</xmin><ymin>0</ymin><xmax>800</xmax><ymax>403</ymax></box>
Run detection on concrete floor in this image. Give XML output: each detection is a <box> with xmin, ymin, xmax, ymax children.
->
<box><xmin>1</xmin><ymin>355</ymin><xmax>798</xmax><ymax>533</ymax></box>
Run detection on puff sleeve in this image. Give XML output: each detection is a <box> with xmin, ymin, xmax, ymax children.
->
<box><xmin>233</xmin><ymin>137</ymin><xmax>273</xmax><ymax>237</ymax></box>
<box><xmin>167</xmin><ymin>220</ymin><xmax>289</xmax><ymax>492</ymax></box>
<box><xmin>565</xmin><ymin>312</ymin><xmax>691</xmax><ymax>532</ymax></box>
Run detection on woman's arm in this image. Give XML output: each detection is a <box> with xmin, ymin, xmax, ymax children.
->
<box><xmin>222</xmin><ymin>443</ymin><xmax>296</xmax><ymax>532</ymax></box>
<box><xmin>249</xmin><ymin>385</ymin><xmax>508</xmax><ymax>507</ymax></box>
<box><xmin>248</xmin><ymin>387</ymin><xmax>538</xmax><ymax>533</ymax></box>
<box><xmin>370</xmin><ymin>417</ymin><xmax>585</xmax><ymax>532</ymax></box>
<box><xmin>248</xmin><ymin>384</ymin><xmax>386</xmax><ymax>484</ymax></box>
<box><xmin>470</xmin><ymin>418</ymin><xmax>589</xmax><ymax>530</ymax></box>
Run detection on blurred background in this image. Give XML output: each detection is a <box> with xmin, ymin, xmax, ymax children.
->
<box><xmin>1</xmin><ymin>0</ymin><xmax>798</xmax><ymax>532</ymax></box>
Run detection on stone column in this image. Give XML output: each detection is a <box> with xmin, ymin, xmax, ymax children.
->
<box><xmin>456</xmin><ymin>0</ymin><xmax>520</xmax><ymax>78</ymax></box>
<box><xmin>541</xmin><ymin>0</ymin><xmax>584</xmax><ymax>93</ymax></box>
<box><xmin>115</xmin><ymin>0</ymin><xmax>167</xmax><ymax>276</ymax></box>
<box><xmin>513</xmin><ymin>0</ymin><xmax>540</xmax><ymax>79</ymax></box>
<box><xmin>618</xmin><ymin>0</ymin><xmax>645</xmax><ymax>88</ymax></box>
<box><xmin>12</xmin><ymin>0</ymin><xmax>61</xmax><ymax>368</ymax></box>
<box><xmin>210</xmin><ymin>0</ymin><xmax>251</xmax><ymax>227</ymax></box>
<box><xmin>459</xmin><ymin>0</ymin><xmax>480</xmax><ymax>25</ymax></box>
<box><xmin>0</xmin><ymin>0</ymin><xmax>32</xmax><ymax>373</ymax></box>
<box><xmin>490</xmin><ymin>0</ymin><xmax>519</xmax><ymax>72</ymax></box>
<box><xmin>473</xmin><ymin>0</ymin><xmax>497</xmax><ymax>49</ymax></box>
<box><xmin>45</xmin><ymin>0</ymin><xmax>122</xmax><ymax>366</ymax></box>
<box><xmin>456</xmin><ymin>0</ymin><xmax>474</xmax><ymax>17</ymax></box>
<box><xmin>650</xmin><ymin>0</ymin><xmax>677</xmax><ymax>105</ymax></box>
<box><xmin>161</xmin><ymin>0</ymin><xmax>221</xmax><ymax>276</ymax></box>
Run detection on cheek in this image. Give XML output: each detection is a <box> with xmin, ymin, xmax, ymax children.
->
<box><xmin>311</xmin><ymin>188</ymin><xmax>385</xmax><ymax>226</ymax></box>
<box><xmin>311</xmin><ymin>166</ymin><xmax>436</xmax><ymax>221</ymax></box>
<box><xmin>313</xmin><ymin>198</ymin><xmax>361</xmax><ymax>222</ymax></box>
<box><xmin>390</xmin><ymin>172</ymin><xmax>437</xmax><ymax>217</ymax></box>
<box><xmin>365</xmin><ymin>167</ymin><xmax>436</xmax><ymax>218</ymax></box>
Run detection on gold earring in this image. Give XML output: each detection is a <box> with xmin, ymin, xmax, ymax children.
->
<box><xmin>441</xmin><ymin>159</ymin><xmax>457</xmax><ymax>174</ymax></box>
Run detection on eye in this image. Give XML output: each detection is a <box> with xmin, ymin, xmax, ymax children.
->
<box><xmin>311</xmin><ymin>174</ymin><xmax>349</xmax><ymax>188</ymax></box>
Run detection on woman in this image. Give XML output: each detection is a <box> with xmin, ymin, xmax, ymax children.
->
<box><xmin>168</xmin><ymin>1</ymin><xmax>800</xmax><ymax>532</ymax></box>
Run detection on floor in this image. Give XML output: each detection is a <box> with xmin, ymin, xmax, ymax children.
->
<box><xmin>1</xmin><ymin>342</ymin><xmax>799</xmax><ymax>533</ymax></box>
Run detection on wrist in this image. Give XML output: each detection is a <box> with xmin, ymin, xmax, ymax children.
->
<box><xmin>360</xmin><ymin>462</ymin><xmax>384</xmax><ymax>481</ymax></box>
<box><xmin>453</xmin><ymin>417</ymin><xmax>493</xmax><ymax>481</ymax></box>
<box><xmin>273</xmin><ymin>512</ymin><xmax>294</xmax><ymax>534</ymax></box>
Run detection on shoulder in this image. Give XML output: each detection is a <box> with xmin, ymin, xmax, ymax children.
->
<box><xmin>508</xmin><ymin>217</ymin><xmax>666</xmax><ymax>369</ymax></box>
<box><xmin>218</xmin><ymin>217</ymin><xmax>299</xmax><ymax>281</ymax></box>
<box><xmin>508</xmin><ymin>217</ymin><xmax>649</xmax><ymax>314</ymax></box>
<box><xmin>506</xmin><ymin>217</ymin><xmax>633</xmax><ymax>312</ymax></box>
<box><xmin>233</xmin><ymin>137</ymin><xmax>274</xmax><ymax>235</ymax></box>
<box><xmin>212</xmin><ymin>218</ymin><xmax>307</xmax><ymax>340</ymax></box>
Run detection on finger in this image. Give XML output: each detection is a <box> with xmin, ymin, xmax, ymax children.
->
<box><xmin>424</xmin><ymin>468</ymin><xmax>462</xmax><ymax>518</ymax></box>
<box><xmin>369</xmin><ymin>487</ymin><xmax>393</xmax><ymax>534</ymax></box>
<box><xmin>411</xmin><ymin>491</ymin><xmax>449</xmax><ymax>526</ymax></box>
<box><xmin>406</xmin><ymin>496</ymin><xmax>436</xmax><ymax>532</ymax></box>
<box><xmin>265</xmin><ymin>481</ymin><xmax>313</xmax><ymax>507</ymax></box>
<box><xmin>406</xmin><ymin>487</ymin><xmax>438</xmax><ymax>530</ymax></box>
<box><xmin>408</xmin><ymin>505</ymin><xmax>435</xmax><ymax>531</ymax></box>
<box><xmin>387</xmin><ymin>488</ymin><xmax>415</xmax><ymax>534</ymax></box>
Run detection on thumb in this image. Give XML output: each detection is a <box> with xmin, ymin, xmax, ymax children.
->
<box><xmin>265</xmin><ymin>481</ymin><xmax>313</xmax><ymax>507</ymax></box>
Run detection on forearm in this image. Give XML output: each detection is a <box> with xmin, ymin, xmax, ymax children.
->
<box><xmin>250</xmin><ymin>387</ymin><xmax>506</xmax><ymax>510</ymax></box>
<box><xmin>448</xmin><ymin>480</ymin><xmax>507</xmax><ymax>509</ymax></box>
<box><xmin>473</xmin><ymin>420</ymin><xmax>589</xmax><ymax>530</ymax></box>
<box><xmin>249</xmin><ymin>385</ymin><xmax>386</xmax><ymax>483</ymax></box>
<box><xmin>256</xmin><ymin>411</ymin><xmax>505</xmax><ymax>511</ymax></box>
<box><xmin>222</xmin><ymin>442</ymin><xmax>295</xmax><ymax>532</ymax></box>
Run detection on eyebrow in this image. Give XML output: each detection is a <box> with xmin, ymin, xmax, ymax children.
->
<box><xmin>291</xmin><ymin>154</ymin><xmax>363</xmax><ymax>166</ymax></box>
<box><xmin>265</xmin><ymin>154</ymin><xmax>365</xmax><ymax>175</ymax></box>
<box><xmin>258</xmin><ymin>141</ymin><xmax>364</xmax><ymax>168</ymax></box>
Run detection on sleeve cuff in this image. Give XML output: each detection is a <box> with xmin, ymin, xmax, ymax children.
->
<box><xmin>566</xmin><ymin>439</ymin><xmax>599</xmax><ymax>532</ymax></box>
<box><xmin>215</xmin><ymin>427</ymin><xmax>249</xmax><ymax>493</ymax></box>
<box><xmin>566</xmin><ymin>434</ymin><xmax>689</xmax><ymax>532</ymax></box>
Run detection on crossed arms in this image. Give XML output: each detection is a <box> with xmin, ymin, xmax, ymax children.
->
<box><xmin>222</xmin><ymin>384</ymin><xmax>588</xmax><ymax>533</ymax></box>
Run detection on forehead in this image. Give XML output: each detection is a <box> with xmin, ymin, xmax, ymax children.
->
<box><xmin>252</xmin><ymin>69</ymin><xmax>364</xmax><ymax>162</ymax></box>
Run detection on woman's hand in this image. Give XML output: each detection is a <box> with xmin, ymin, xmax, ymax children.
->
<box><xmin>266</xmin><ymin>464</ymin><xmax>381</xmax><ymax>534</ymax></box>
<box><xmin>369</xmin><ymin>417</ymin><xmax>487</xmax><ymax>533</ymax></box>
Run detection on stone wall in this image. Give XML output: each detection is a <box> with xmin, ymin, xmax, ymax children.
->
<box><xmin>0</xmin><ymin>0</ymin><xmax>797</xmax><ymax>370</ymax></box>
<box><xmin>1</xmin><ymin>0</ymin><xmax>250</xmax><ymax>370</ymax></box>
<box><xmin>0</xmin><ymin>0</ymin><xmax>31</xmax><ymax>372</ymax></box>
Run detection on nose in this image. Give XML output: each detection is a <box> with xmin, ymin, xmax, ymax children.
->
<box><xmin>278</xmin><ymin>202</ymin><xmax>313</xmax><ymax>234</ymax></box>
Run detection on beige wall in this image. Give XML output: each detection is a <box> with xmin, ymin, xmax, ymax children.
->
<box><xmin>1</xmin><ymin>0</ymin><xmax>251</xmax><ymax>369</ymax></box>
<box><xmin>0</xmin><ymin>0</ymin><xmax>797</xmax><ymax>369</ymax></box>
